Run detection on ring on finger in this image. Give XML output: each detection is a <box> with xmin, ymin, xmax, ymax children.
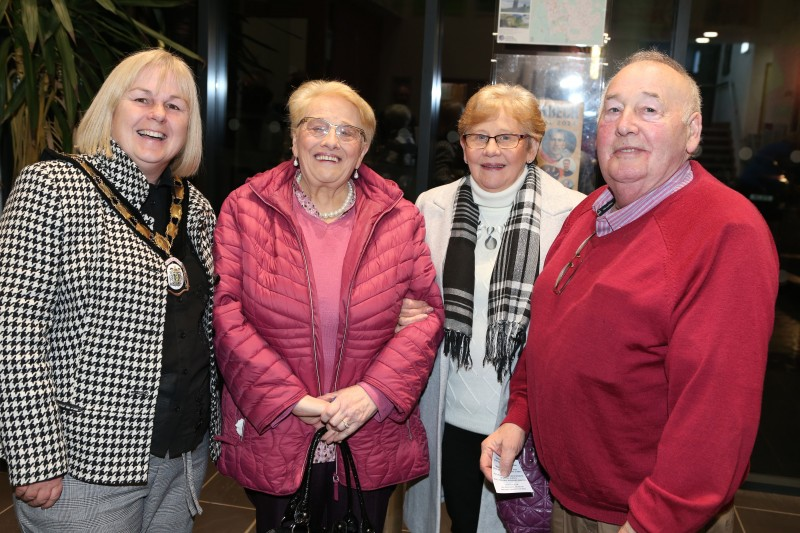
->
<box><xmin>343</xmin><ymin>420</ymin><xmax>350</xmax><ymax>430</ymax></box>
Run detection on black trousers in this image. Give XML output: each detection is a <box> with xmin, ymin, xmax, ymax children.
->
<box><xmin>245</xmin><ymin>460</ymin><xmax>395</xmax><ymax>533</ymax></box>
<box><xmin>441</xmin><ymin>423</ymin><xmax>489</xmax><ymax>533</ymax></box>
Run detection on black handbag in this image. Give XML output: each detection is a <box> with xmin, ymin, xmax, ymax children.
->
<box><xmin>267</xmin><ymin>427</ymin><xmax>376</xmax><ymax>533</ymax></box>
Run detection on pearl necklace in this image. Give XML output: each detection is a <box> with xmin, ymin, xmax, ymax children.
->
<box><xmin>295</xmin><ymin>171</ymin><xmax>356</xmax><ymax>220</ymax></box>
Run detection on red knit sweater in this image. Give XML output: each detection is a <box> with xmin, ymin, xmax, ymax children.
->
<box><xmin>505</xmin><ymin>163</ymin><xmax>779</xmax><ymax>532</ymax></box>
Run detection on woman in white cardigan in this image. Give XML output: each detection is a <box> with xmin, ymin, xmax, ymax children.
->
<box><xmin>403</xmin><ymin>84</ymin><xmax>584</xmax><ymax>533</ymax></box>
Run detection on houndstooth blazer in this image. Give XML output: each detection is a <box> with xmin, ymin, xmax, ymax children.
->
<box><xmin>0</xmin><ymin>144</ymin><xmax>220</xmax><ymax>487</ymax></box>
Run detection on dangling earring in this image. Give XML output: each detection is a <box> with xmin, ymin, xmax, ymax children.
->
<box><xmin>293</xmin><ymin>157</ymin><xmax>299</xmax><ymax>167</ymax></box>
<box><xmin>353</xmin><ymin>168</ymin><xmax>359</xmax><ymax>179</ymax></box>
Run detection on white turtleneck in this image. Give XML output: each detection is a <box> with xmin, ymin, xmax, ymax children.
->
<box><xmin>444</xmin><ymin>168</ymin><xmax>527</xmax><ymax>435</ymax></box>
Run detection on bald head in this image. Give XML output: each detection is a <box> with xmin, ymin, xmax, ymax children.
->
<box><xmin>607</xmin><ymin>50</ymin><xmax>702</xmax><ymax>122</ymax></box>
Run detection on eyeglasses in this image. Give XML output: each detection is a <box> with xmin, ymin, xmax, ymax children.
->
<box><xmin>552</xmin><ymin>231</ymin><xmax>596</xmax><ymax>295</ymax></box>
<box><xmin>462</xmin><ymin>133</ymin><xmax>529</xmax><ymax>149</ymax></box>
<box><xmin>298</xmin><ymin>117</ymin><xmax>366</xmax><ymax>143</ymax></box>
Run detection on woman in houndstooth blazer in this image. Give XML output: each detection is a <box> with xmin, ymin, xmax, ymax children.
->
<box><xmin>0</xmin><ymin>49</ymin><xmax>218</xmax><ymax>532</ymax></box>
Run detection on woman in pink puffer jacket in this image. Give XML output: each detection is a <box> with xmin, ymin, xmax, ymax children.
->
<box><xmin>213</xmin><ymin>80</ymin><xmax>444</xmax><ymax>532</ymax></box>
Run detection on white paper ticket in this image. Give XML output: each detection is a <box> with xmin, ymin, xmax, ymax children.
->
<box><xmin>491</xmin><ymin>452</ymin><xmax>534</xmax><ymax>494</ymax></box>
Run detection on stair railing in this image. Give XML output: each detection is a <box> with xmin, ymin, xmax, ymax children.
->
<box><xmin>718</xmin><ymin>80</ymin><xmax>744</xmax><ymax>177</ymax></box>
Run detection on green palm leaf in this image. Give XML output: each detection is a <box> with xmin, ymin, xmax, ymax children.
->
<box><xmin>1</xmin><ymin>0</ymin><xmax>204</xmax><ymax>176</ymax></box>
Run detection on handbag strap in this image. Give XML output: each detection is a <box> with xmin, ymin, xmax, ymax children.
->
<box><xmin>276</xmin><ymin>429</ymin><xmax>376</xmax><ymax>532</ymax></box>
<box><xmin>335</xmin><ymin>441</ymin><xmax>359</xmax><ymax>532</ymax></box>
<box><xmin>338</xmin><ymin>440</ymin><xmax>375</xmax><ymax>533</ymax></box>
<box><xmin>280</xmin><ymin>427</ymin><xmax>328</xmax><ymax>528</ymax></box>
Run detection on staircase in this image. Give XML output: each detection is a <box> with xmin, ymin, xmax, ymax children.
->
<box><xmin>695</xmin><ymin>122</ymin><xmax>737</xmax><ymax>184</ymax></box>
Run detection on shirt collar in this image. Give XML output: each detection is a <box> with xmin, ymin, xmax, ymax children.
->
<box><xmin>152</xmin><ymin>167</ymin><xmax>176</xmax><ymax>189</ymax></box>
<box><xmin>592</xmin><ymin>161</ymin><xmax>693</xmax><ymax>236</ymax></box>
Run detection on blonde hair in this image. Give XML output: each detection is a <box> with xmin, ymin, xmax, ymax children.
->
<box><xmin>75</xmin><ymin>48</ymin><xmax>202</xmax><ymax>177</ymax></box>
<box><xmin>458</xmin><ymin>84</ymin><xmax>547</xmax><ymax>143</ymax></box>
<box><xmin>287</xmin><ymin>80</ymin><xmax>376</xmax><ymax>145</ymax></box>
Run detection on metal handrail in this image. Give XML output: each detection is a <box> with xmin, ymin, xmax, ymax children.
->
<box><xmin>715</xmin><ymin>80</ymin><xmax>743</xmax><ymax>176</ymax></box>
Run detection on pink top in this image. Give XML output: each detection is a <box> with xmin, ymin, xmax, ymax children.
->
<box><xmin>295</xmin><ymin>200</ymin><xmax>353</xmax><ymax>391</ymax></box>
<box><xmin>293</xmin><ymin>195</ymin><xmax>394</xmax><ymax>418</ymax></box>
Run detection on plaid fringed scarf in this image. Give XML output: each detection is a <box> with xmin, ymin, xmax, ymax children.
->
<box><xmin>441</xmin><ymin>165</ymin><xmax>542</xmax><ymax>381</ymax></box>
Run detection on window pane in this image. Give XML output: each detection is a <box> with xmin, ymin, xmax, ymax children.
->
<box><xmin>218</xmin><ymin>1</ymin><xmax>426</xmax><ymax>200</ymax></box>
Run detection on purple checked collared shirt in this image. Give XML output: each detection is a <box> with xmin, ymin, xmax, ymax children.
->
<box><xmin>593</xmin><ymin>161</ymin><xmax>694</xmax><ymax>235</ymax></box>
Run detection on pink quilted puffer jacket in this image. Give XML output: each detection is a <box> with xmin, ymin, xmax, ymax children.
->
<box><xmin>213</xmin><ymin>161</ymin><xmax>444</xmax><ymax>495</ymax></box>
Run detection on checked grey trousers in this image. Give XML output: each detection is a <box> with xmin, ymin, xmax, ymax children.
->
<box><xmin>14</xmin><ymin>435</ymin><xmax>209</xmax><ymax>533</ymax></box>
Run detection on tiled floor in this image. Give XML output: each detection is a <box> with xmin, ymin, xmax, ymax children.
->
<box><xmin>3</xmin><ymin>462</ymin><xmax>800</xmax><ymax>532</ymax></box>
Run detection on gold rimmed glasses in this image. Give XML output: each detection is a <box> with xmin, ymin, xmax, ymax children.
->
<box><xmin>552</xmin><ymin>231</ymin><xmax>597</xmax><ymax>295</ymax></box>
<box><xmin>298</xmin><ymin>117</ymin><xmax>366</xmax><ymax>143</ymax></box>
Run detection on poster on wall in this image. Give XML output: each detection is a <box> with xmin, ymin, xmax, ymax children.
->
<box><xmin>495</xmin><ymin>52</ymin><xmax>605</xmax><ymax>193</ymax></box>
<box><xmin>497</xmin><ymin>0</ymin><xmax>607</xmax><ymax>46</ymax></box>
<box><xmin>537</xmin><ymin>100</ymin><xmax>584</xmax><ymax>191</ymax></box>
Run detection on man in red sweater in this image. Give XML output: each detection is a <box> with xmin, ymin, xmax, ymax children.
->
<box><xmin>480</xmin><ymin>50</ymin><xmax>779</xmax><ymax>532</ymax></box>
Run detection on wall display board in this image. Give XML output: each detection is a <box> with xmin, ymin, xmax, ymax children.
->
<box><xmin>497</xmin><ymin>0</ymin><xmax>607</xmax><ymax>47</ymax></box>
<box><xmin>536</xmin><ymin>99</ymin><xmax>584</xmax><ymax>190</ymax></box>
<box><xmin>495</xmin><ymin>52</ymin><xmax>605</xmax><ymax>191</ymax></box>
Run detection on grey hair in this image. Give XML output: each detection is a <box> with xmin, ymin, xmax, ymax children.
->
<box><xmin>604</xmin><ymin>49</ymin><xmax>702</xmax><ymax>123</ymax></box>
